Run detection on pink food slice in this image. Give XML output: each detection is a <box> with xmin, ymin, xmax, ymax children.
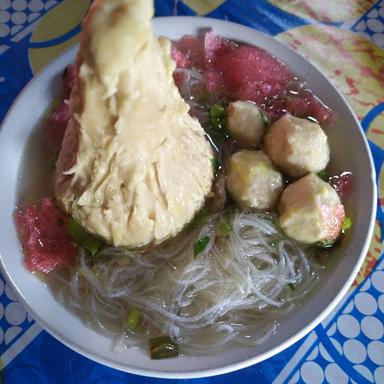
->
<box><xmin>42</xmin><ymin>64</ymin><xmax>78</xmax><ymax>153</ymax></box>
<box><xmin>14</xmin><ymin>197</ymin><xmax>78</xmax><ymax>273</ymax></box>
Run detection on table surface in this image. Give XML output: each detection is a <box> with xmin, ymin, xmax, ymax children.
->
<box><xmin>0</xmin><ymin>0</ymin><xmax>383</xmax><ymax>383</ymax></box>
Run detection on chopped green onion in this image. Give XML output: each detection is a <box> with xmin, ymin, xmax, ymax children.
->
<box><xmin>149</xmin><ymin>336</ymin><xmax>179</xmax><ymax>359</ymax></box>
<box><xmin>315</xmin><ymin>239</ymin><xmax>335</xmax><ymax>248</ymax></box>
<box><xmin>270</xmin><ymin>234</ymin><xmax>284</xmax><ymax>249</ymax></box>
<box><xmin>218</xmin><ymin>220</ymin><xmax>232</xmax><ymax>237</ymax></box>
<box><xmin>342</xmin><ymin>217</ymin><xmax>352</xmax><ymax>234</ymax></box>
<box><xmin>208</xmin><ymin>103</ymin><xmax>228</xmax><ymax>144</ymax></box>
<box><xmin>67</xmin><ymin>219</ymin><xmax>103</xmax><ymax>256</ymax></box>
<box><xmin>125</xmin><ymin>308</ymin><xmax>141</xmax><ymax>331</ymax></box>
<box><xmin>194</xmin><ymin>236</ymin><xmax>210</xmax><ymax>257</ymax></box>
<box><xmin>260</xmin><ymin>109</ymin><xmax>270</xmax><ymax>127</ymax></box>
<box><xmin>188</xmin><ymin>207</ymin><xmax>209</xmax><ymax>230</ymax></box>
<box><xmin>317</xmin><ymin>170</ymin><xmax>328</xmax><ymax>180</ymax></box>
<box><xmin>211</xmin><ymin>157</ymin><xmax>219</xmax><ymax>173</ymax></box>
<box><xmin>288</xmin><ymin>283</ymin><xmax>295</xmax><ymax>290</ymax></box>
<box><xmin>271</xmin><ymin>240</ymin><xmax>278</xmax><ymax>249</ymax></box>
<box><xmin>210</xmin><ymin>103</ymin><xmax>226</xmax><ymax>128</ymax></box>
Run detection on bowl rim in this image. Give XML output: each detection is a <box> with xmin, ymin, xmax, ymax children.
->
<box><xmin>0</xmin><ymin>15</ymin><xmax>377</xmax><ymax>379</ymax></box>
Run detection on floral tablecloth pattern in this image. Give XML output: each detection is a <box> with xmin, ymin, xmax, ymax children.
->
<box><xmin>0</xmin><ymin>1</ymin><xmax>383</xmax><ymax>383</ymax></box>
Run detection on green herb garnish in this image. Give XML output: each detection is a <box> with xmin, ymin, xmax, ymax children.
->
<box><xmin>208</xmin><ymin>103</ymin><xmax>228</xmax><ymax>144</ymax></box>
<box><xmin>149</xmin><ymin>336</ymin><xmax>179</xmax><ymax>360</ymax></box>
<box><xmin>194</xmin><ymin>235</ymin><xmax>210</xmax><ymax>257</ymax></box>
<box><xmin>211</xmin><ymin>157</ymin><xmax>219</xmax><ymax>173</ymax></box>
<box><xmin>218</xmin><ymin>220</ymin><xmax>232</xmax><ymax>237</ymax></box>
<box><xmin>260</xmin><ymin>109</ymin><xmax>270</xmax><ymax>127</ymax></box>
<box><xmin>210</xmin><ymin>103</ymin><xmax>226</xmax><ymax>128</ymax></box>
<box><xmin>67</xmin><ymin>219</ymin><xmax>103</xmax><ymax>256</ymax></box>
<box><xmin>342</xmin><ymin>217</ymin><xmax>352</xmax><ymax>234</ymax></box>
<box><xmin>315</xmin><ymin>239</ymin><xmax>335</xmax><ymax>248</ymax></box>
<box><xmin>317</xmin><ymin>170</ymin><xmax>328</xmax><ymax>180</ymax></box>
<box><xmin>288</xmin><ymin>283</ymin><xmax>295</xmax><ymax>290</ymax></box>
<box><xmin>270</xmin><ymin>234</ymin><xmax>284</xmax><ymax>249</ymax></box>
<box><xmin>125</xmin><ymin>308</ymin><xmax>141</xmax><ymax>331</ymax></box>
<box><xmin>188</xmin><ymin>207</ymin><xmax>209</xmax><ymax>230</ymax></box>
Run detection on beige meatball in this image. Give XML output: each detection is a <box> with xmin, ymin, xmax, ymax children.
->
<box><xmin>264</xmin><ymin>114</ymin><xmax>329</xmax><ymax>178</ymax></box>
<box><xmin>279</xmin><ymin>174</ymin><xmax>345</xmax><ymax>244</ymax></box>
<box><xmin>227</xmin><ymin>101</ymin><xmax>266</xmax><ymax>145</ymax></box>
<box><xmin>226</xmin><ymin>150</ymin><xmax>284</xmax><ymax>210</ymax></box>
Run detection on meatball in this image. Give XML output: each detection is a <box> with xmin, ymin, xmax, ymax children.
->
<box><xmin>279</xmin><ymin>173</ymin><xmax>345</xmax><ymax>244</ymax></box>
<box><xmin>227</xmin><ymin>101</ymin><xmax>267</xmax><ymax>146</ymax></box>
<box><xmin>226</xmin><ymin>150</ymin><xmax>284</xmax><ymax>210</ymax></box>
<box><xmin>264</xmin><ymin>114</ymin><xmax>329</xmax><ymax>178</ymax></box>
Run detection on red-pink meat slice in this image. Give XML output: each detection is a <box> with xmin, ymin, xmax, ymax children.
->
<box><xmin>203</xmin><ymin>30</ymin><xmax>236</xmax><ymax>65</ymax></box>
<box><xmin>210</xmin><ymin>45</ymin><xmax>293</xmax><ymax>105</ymax></box>
<box><xmin>63</xmin><ymin>64</ymin><xmax>77</xmax><ymax>98</ymax></box>
<box><xmin>329</xmin><ymin>172</ymin><xmax>354</xmax><ymax>199</ymax></box>
<box><xmin>171</xmin><ymin>34</ymin><xmax>205</xmax><ymax>69</ymax></box>
<box><xmin>43</xmin><ymin>64</ymin><xmax>77</xmax><ymax>153</ymax></box>
<box><xmin>172</xmin><ymin>32</ymin><xmax>295</xmax><ymax>121</ymax></box>
<box><xmin>285</xmin><ymin>89</ymin><xmax>335</xmax><ymax>125</ymax></box>
<box><xmin>14</xmin><ymin>197</ymin><xmax>78</xmax><ymax>273</ymax></box>
<box><xmin>172</xmin><ymin>32</ymin><xmax>335</xmax><ymax>125</ymax></box>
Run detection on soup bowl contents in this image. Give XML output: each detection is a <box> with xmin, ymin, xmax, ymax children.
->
<box><xmin>1</xmin><ymin>0</ymin><xmax>374</xmax><ymax>376</ymax></box>
<box><xmin>13</xmin><ymin>0</ymin><xmax>355</xmax><ymax>359</ymax></box>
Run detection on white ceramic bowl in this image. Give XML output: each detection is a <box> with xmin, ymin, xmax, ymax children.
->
<box><xmin>0</xmin><ymin>17</ymin><xmax>377</xmax><ymax>378</ymax></box>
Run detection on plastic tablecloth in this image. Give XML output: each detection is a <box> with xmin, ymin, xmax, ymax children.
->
<box><xmin>0</xmin><ymin>0</ymin><xmax>384</xmax><ymax>383</ymax></box>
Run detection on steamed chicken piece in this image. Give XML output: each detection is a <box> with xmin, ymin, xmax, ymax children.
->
<box><xmin>54</xmin><ymin>0</ymin><xmax>213</xmax><ymax>247</ymax></box>
<box><xmin>279</xmin><ymin>174</ymin><xmax>345</xmax><ymax>244</ymax></box>
<box><xmin>227</xmin><ymin>101</ymin><xmax>266</xmax><ymax>146</ymax></box>
<box><xmin>264</xmin><ymin>114</ymin><xmax>329</xmax><ymax>178</ymax></box>
<box><xmin>226</xmin><ymin>150</ymin><xmax>283</xmax><ymax>210</ymax></box>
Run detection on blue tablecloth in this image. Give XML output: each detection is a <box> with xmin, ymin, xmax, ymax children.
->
<box><xmin>0</xmin><ymin>1</ymin><xmax>383</xmax><ymax>383</ymax></box>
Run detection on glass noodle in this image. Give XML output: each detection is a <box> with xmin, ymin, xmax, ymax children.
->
<box><xmin>48</xmin><ymin>209</ymin><xmax>321</xmax><ymax>354</ymax></box>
